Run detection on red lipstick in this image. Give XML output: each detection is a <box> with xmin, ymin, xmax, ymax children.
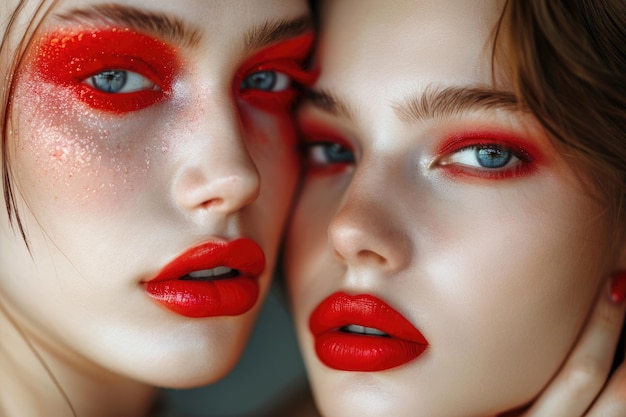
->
<box><xmin>309</xmin><ymin>292</ymin><xmax>428</xmax><ymax>372</ymax></box>
<box><xmin>144</xmin><ymin>238</ymin><xmax>265</xmax><ymax>318</ymax></box>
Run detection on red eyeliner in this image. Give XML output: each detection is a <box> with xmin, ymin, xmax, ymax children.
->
<box><xmin>309</xmin><ymin>292</ymin><xmax>428</xmax><ymax>372</ymax></box>
<box><xmin>436</xmin><ymin>130</ymin><xmax>544</xmax><ymax>180</ymax></box>
<box><xmin>144</xmin><ymin>238</ymin><xmax>265</xmax><ymax>318</ymax></box>
<box><xmin>33</xmin><ymin>28</ymin><xmax>180</xmax><ymax>114</ymax></box>
<box><xmin>236</xmin><ymin>32</ymin><xmax>317</xmax><ymax>109</ymax></box>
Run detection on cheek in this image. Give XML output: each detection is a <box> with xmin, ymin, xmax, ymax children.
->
<box><xmin>285</xmin><ymin>175</ymin><xmax>350</xmax><ymax>316</ymax></box>
<box><xmin>242</xmin><ymin>104</ymin><xmax>300</xmax><ymax>214</ymax></box>
<box><xmin>427</xmin><ymin>184</ymin><xmax>609</xmax><ymax>405</ymax></box>
<box><xmin>10</xmin><ymin>74</ymin><xmax>160</xmax><ymax>224</ymax></box>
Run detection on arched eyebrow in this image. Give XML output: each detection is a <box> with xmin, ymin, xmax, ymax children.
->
<box><xmin>54</xmin><ymin>4</ymin><xmax>202</xmax><ymax>48</ymax></box>
<box><xmin>304</xmin><ymin>88</ymin><xmax>357</xmax><ymax>122</ymax></box>
<box><xmin>392</xmin><ymin>86</ymin><xmax>522</xmax><ymax>124</ymax></box>
<box><xmin>244</xmin><ymin>15</ymin><xmax>313</xmax><ymax>53</ymax></box>
<box><xmin>302</xmin><ymin>85</ymin><xmax>523</xmax><ymax>123</ymax></box>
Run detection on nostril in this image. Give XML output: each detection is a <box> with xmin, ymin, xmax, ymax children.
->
<box><xmin>199</xmin><ymin>198</ymin><xmax>224</xmax><ymax>210</ymax></box>
<box><xmin>357</xmin><ymin>250</ymin><xmax>387</xmax><ymax>265</ymax></box>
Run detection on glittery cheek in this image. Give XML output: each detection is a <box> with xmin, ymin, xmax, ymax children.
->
<box><xmin>10</xmin><ymin>68</ymin><xmax>158</xmax><ymax>215</ymax></box>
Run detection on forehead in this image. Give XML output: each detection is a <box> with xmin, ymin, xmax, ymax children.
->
<box><xmin>316</xmin><ymin>0</ymin><xmax>505</xmax><ymax>98</ymax></box>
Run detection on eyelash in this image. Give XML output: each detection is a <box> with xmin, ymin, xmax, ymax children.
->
<box><xmin>235</xmin><ymin>33</ymin><xmax>316</xmax><ymax>110</ymax></box>
<box><xmin>436</xmin><ymin>136</ymin><xmax>537</xmax><ymax>180</ymax></box>
<box><xmin>298</xmin><ymin>119</ymin><xmax>356</xmax><ymax>175</ymax></box>
<box><xmin>304</xmin><ymin>141</ymin><xmax>355</xmax><ymax>164</ymax></box>
<box><xmin>33</xmin><ymin>29</ymin><xmax>179</xmax><ymax>114</ymax></box>
<box><xmin>84</xmin><ymin>70</ymin><xmax>159</xmax><ymax>95</ymax></box>
<box><xmin>237</xmin><ymin>62</ymin><xmax>313</xmax><ymax>109</ymax></box>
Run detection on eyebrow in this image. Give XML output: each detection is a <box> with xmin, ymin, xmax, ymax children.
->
<box><xmin>304</xmin><ymin>88</ymin><xmax>357</xmax><ymax>121</ymax></box>
<box><xmin>393</xmin><ymin>86</ymin><xmax>522</xmax><ymax>123</ymax></box>
<box><xmin>55</xmin><ymin>4</ymin><xmax>202</xmax><ymax>48</ymax></box>
<box><xmin>244</xmin><ymin>15</ymin><xmax>313</xmax><ymax>53</ymax></box>
<box><xmin>303</xmin><ymin>85</ymin><xmax>522</xmax><ymax>123</ymax></box>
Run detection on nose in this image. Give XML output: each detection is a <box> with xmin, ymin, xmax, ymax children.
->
<box><xmin>173</xmin><ymin>100</ymin><xmax>260</xmax><ymax>215</ymax></box>
<box><xmin>329</xmin><ymin>170</ymin><xmax>412</xmax><ymax>272</ymax></box>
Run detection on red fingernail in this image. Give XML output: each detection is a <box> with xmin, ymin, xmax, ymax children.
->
<box><xmin>610</xmin><ymin>271</ymin><xmax>626</xmax><ymax>303</ymax></box>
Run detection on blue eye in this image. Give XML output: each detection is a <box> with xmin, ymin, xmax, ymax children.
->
<box><xmin>92</xmin><ymin>70</ymin><xmax>127</xmax><ymax>93</ymax></box>
<box><xmin>85</xmin><ymin>70</ymin><xmax>158</xmax><ymax>94</ymax></box>
<box><xmin>474</xmin><ymin>147</ymin><xmax>513</xmax><ymax>168</ymax></box>
<box><xmin>240</xmin><ymin>70</ymin><xmax>290</xmax><ymax>92</ymax></box>
<box><xmin>444</xmin><ymin>144</ymin><xmax>519</xmax><ymax>169</ymax></box>
<box><xmin>305</xmin><ymin>142</ymin><xmax>355</xmax><ymax>165</ymax></box>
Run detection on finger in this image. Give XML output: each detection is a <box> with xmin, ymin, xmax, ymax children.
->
<box><xmin>520</xmin><ymin>278</ymin><xmax>626</xmax><ymax>417</ymax></box>
<box><xmin>585</xmin><ymin>358</ymin><xmax>626</xmax><ymax>417</ymax></box>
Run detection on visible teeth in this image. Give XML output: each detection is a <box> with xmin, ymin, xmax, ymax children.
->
<box><xmin>188</xmin><ymin>266</ymin><xmax>233</xmax><ymax>278</ymax></box>
<box><xmin>343</xmin><ymin>324</ymin><xmax>389</xmax><ymax>336</ymax></box>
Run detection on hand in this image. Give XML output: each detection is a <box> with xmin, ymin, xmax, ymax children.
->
<box><xmin>500</xmin><ymin>275</ymin><xmax>626</xmax><ymax>417</ymax></box>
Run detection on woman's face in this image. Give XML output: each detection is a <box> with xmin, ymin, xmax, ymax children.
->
<box><xmin>285</xmin><ymin>1</ymin><xmax>617</xmax><ymax>416</ymax></box>
<box><xmin>0</xmin><ymin>0</ymin><xmax>312</xmax><ymax>387</ymax></box>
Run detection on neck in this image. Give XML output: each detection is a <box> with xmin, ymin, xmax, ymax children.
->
<box><xmin>0</xmin><ymin>304</ymin><xmax>159</xmax><ymax>417</ymax></box>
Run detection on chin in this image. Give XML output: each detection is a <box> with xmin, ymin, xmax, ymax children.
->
<box><xmin>308</xmin><ymin>365</ymin><xmax>532</xmax><ymax>417</ymax></box>
<box><xmin>98</xmin><ymin>314</ymin><xmax>256</xmax><ymax>389</ymax></box>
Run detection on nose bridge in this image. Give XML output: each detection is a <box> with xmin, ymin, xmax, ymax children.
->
<box><xmin>173</xmin><ymin>91</ymin><xmax>260</xmax><ymax>216</ymax></box>
<box><xmin>329</xmin><ymin>162</ymin><xmax>412</xmax><ymax>271</ymax></box>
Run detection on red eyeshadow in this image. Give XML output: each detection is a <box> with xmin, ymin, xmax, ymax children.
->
<box><xmin>33</xmin><ymin>28</ymin><xmax>181</xmax><ymax>114</ymax></box>
<box><xmin>436</xmin><ymin>129</ymin><xmax>545</xmax><ymax>181</ymax></box>
<box><xmin>235</xmin><ymin>32</ymin><xmax>317</xmax><ymax>110</ymax></box>
<box><xmin>298</xmin><ymin>118</ymin><xmax>355</xmax><ymax>176</ymax></box>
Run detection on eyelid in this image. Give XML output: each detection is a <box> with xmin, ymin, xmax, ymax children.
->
<box><xmin>435</xmin><ymin>131</ymin><xmax>541</xmax><ymax>163</ymax></box>
<box><xmin>84</xmin><ymin>69</ymin><xmax>160</xmax><ymax>94</ymax></box>
<box><xmin>31</xmin><ymin>27</ymin><xmax>181</xmax><ymax>113</ymax></box>
<box><xmin>434</xmin><ymin>130</ymin><xmax>545</xmax><ymax>180</ymax></box>
<box><xmin>246</xmin><ymin>58</ymin><xmax>317</xmax><ymax>87</ymax></box>
<box><xmin>236</xmin><ymin>32</ymin><xmax>318</xmax><ymax>87</ymax></box>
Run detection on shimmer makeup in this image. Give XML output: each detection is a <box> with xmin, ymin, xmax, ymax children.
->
<box><xmin>236</xmin><ymin>32</ymin><xmax>317</xmax><ymax>109</ymax></box>
<box><xmin>33</xmin><ymin>28</ymin><xmax>180</xmax><ymax>114</ymax></box>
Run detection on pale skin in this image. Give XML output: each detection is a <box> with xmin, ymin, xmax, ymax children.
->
<box><xmin>285</xmin><ymin>1</ymin><xmax>626</xmax><ymax>416</ymax></box>
<box><xmin>0</xmin><ymin>1</ymin><xmax>312</xmax><ymax>416</ymax></box>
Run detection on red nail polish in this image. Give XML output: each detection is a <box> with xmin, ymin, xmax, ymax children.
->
<box><xmin>610</xmin><ymin>271</ymin><xmax>626</xmax><ymax>303</ymax></box>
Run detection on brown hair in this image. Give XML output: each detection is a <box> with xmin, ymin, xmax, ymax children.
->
<box><xmin>497</xmin><ymin>0</ymin><xmax>626</xmax><ymax>232</ymax></box>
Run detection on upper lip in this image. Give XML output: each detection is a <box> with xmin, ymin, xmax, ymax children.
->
<box><xmin>309</xmin><ymin>292</ymin><xmax>428</xmax><ymax>344</ymax></box>
<box><xmin>146</xmin><ymin>238</ymin><xmax>265</xmax><ymax>283</ymax></box>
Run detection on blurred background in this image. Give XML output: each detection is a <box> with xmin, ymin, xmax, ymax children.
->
<box><xmin>163</xmin><ymin>283</ymin><xmax>318</xmax><ymax>417</ymax></box>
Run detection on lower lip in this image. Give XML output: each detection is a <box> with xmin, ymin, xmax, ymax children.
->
<box><xmin>315</xmin><ymin>332</ymin><xmax>427</xmax><ymax>372</ymax></box>
<box><xmin>145</xmin><ymin>277</ymin><xmax>259</xmax><ymax>318</ymax></box>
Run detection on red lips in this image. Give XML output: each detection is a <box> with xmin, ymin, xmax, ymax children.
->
<box><xmin>144</xmin><ymin>238</ymin><xmax>265</xmax><ymax>318</ymax></box>
<box><xmin>309</xmin><ymin>292</ymin><xmax>428</xmax><ymax>372</ymax></box>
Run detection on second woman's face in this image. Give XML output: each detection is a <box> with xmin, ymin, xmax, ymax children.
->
<box><xmin>285</xmin><ymin>1</ymin><xmax>616</xmax><ymax>416</ymax></box>
<box><xmin>0</xmin><ymin>0</ymin><xmax>312</xmax><ymax>387</ymax></box>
